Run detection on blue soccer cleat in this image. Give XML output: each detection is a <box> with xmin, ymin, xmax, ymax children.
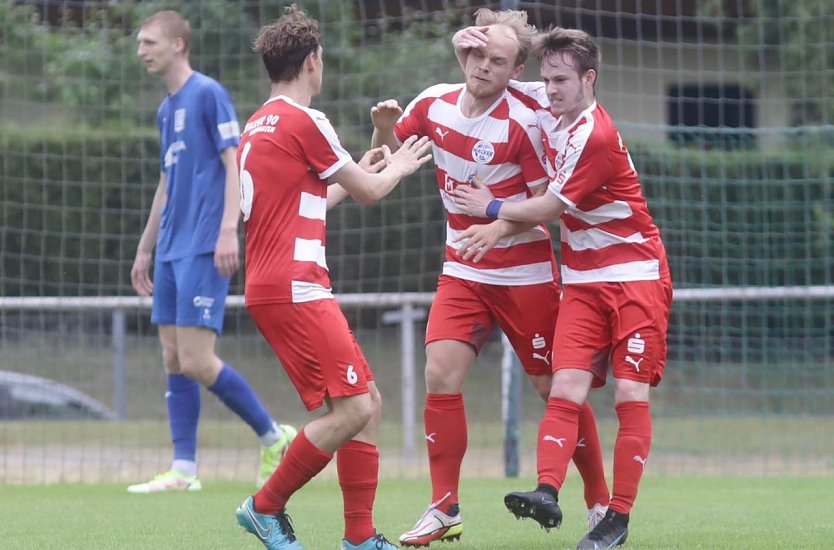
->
<box><xmin>341</xmin><ymin>532</ymin><xmax>399</xmax><ymax>550</ymax></box>
<box><xmin>236</xmin><ymin>496</ymin><xmax>305</xmax><ymax>550</ymax></box>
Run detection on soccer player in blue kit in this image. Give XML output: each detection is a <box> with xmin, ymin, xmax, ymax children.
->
<box><xmin>128</xmin><ymin>10</ymin><xmax>296</xmax><ymax>493</ymax></box>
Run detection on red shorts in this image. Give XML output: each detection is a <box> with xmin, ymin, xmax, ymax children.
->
<box><xmin>553</xmin><ymin>275</ymin><xmax>673</xmax><ymax>387</ymax></box>
<box><xmin>426</xmin><ymin>275</ymin><xmax>560</xmax><ymax>376</ymax></box>
<box><xmin>248</xmin><ymin>299</ymin><xmax>373</xmax><ymax>411</ymax></box>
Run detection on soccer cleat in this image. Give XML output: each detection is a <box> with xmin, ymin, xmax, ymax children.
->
<box><xmin>588</xmin><ymin>503</ymin><xmax>609</xmax><ymax>531</ymax></box>
<box><xmin>236</xmin><ymin>496</ymin><xmax>305</xmax><ymax>550</ymax></box>
<box><xmin>399</xmin><ymin>492</ymin><xmax>462</xmax><ymax>547</ymax></box>
<box><xmin>576</xmin><ymin>508</ymin><xmax>629</xmax><ymax>549</ymax></box>
<box><xmin>258</xmin><ymin>424</ymin><xmax>298</xmax><ymax>487</ymax></box>
<box><xmin>503</xmin><ymin>487</ymin><xmax>562</xmax><ymax>531</ymax></box>
<box><xmin>127</xmin><ymin>470</ymin><xmax>202</xmax><ymax>493</ymax></box>
<box><xmin>340</xmin><ymin>532</ymin><xmax>399</xmax><ymax>550</ymax></box>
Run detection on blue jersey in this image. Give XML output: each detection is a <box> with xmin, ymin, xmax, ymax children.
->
<box><xmin>155</xmin><ymin>71</ymin><xmax>240</xmax><ymax>261</ymax></box>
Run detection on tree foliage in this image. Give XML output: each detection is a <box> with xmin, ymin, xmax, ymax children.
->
<box><xmin>703</xmin><ymin>0</ymin><xmax>834</xmax><ymax>128</ymax></box>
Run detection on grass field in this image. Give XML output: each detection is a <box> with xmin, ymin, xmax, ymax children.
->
<box><xmin>1</xmin><ymin>476</ymin><xmax>832</xmax><ymax>549</ymax></box>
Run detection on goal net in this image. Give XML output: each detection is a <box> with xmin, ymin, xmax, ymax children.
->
<box><xmin>1</xmin><ymin>0</ymin><xmax>832</xmax><ymax>484</ymax></box>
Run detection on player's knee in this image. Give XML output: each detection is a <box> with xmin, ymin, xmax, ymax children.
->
<box><xmin>424</xmin><ymin>361</ymin><xmax>462</xmax><ymax>393</ymax></box>
<box><xmin>367</xmin><ymin>384</ymin><xmax>383</xmax><ymax>415</ymax></box>
<box><xmin>161</xmin><ymin>348</ymin><xmax>179</xmax><ymax>372</ymax></box>
<box><xmin>175</xmin><ymin>348</ymin><xmax>216</xmax><ymax>381</ymax></box>
<box><xmin>335</xmin><ymin>393</ymin><xmax>374</xmax><ymax>434</ymax></box>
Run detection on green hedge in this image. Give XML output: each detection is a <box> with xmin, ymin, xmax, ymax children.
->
<box><xmin>2</xmin><ymin>127</ymin><xmax>832</xmax><ymax>297</ymax></box>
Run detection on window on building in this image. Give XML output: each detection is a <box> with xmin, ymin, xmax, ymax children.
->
<box><xmin>668</xmin><ymin>83</ymin><xmax>756</xmax><ymax>149</ymax></box>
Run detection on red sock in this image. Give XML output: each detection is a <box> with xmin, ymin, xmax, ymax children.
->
<box><xmin>425</xmin><ymin>393</ymin><xmax>467</xmax><ymax>507</ymax></box>
<box><xmin>610</xmin><ymin>401</ymin><xmax>652</xmax><ymax>514</ymax></box>
<box><xmin>572</xmin><ymin>401</ymin><xmax>610</xmax><ymax>508</ymax></box>
<box><xmin>537</xmin><ymin>398</ymin><xmax>582</xmax><ymax>490</ymax></box>
<box><xmin>337</xmin><ymin>440</ymin><xmax>379</xmax><ymax>544</ymax></box>
<box><xmin>254</xmin><ymin>429</ymin><xmax>332</xmax><ymax>515</ymax></box>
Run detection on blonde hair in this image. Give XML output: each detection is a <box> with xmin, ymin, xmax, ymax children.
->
<box><xmin>141</xmin><ymin>10</ymin><xmax>191</xmax><ymax>53</ymax></box>
<box><xmin>473</xmin><ymin>8</ymin><xmax>536</xmax><ymax>66</ymax></box>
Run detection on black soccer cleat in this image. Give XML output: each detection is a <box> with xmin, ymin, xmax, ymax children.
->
<box><xmin>576</xmin><ymin>508</ymin><xmax>629</xmax><ymax>549</ymax></box>
<box><xmin>503</xmin><ymin>486</ymin><xmax>562</xmax><ymax>531</ymax></box>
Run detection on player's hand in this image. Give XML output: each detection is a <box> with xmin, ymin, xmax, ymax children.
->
<box><xmin>214</xmin><ymin>228</ymin><xmax>240</xmax><ymax>278</ymax></box>
<box><xmin>453</xmin><ymin>26</ymin><xmax>490</xmax><ymax>52</ymax></box>
<box><xmin>384</xmin><ymin>135</ymin><xmax>433</xmax><ymax>178</ymax></box>
<box><xmin>358</xmin><ymin>147</ymin><xmax>387</xmax><ymax>173</ymax></box>
<box><xmin>452</xmin><ymin>222</ymin><xmax>502</xmax><ymax>263</ymax></box>
<box><xmin>451</xmin><ymin>177</ymin><xmax>494</xmax><ymax>217</ymax></box>
<box><xmin>371</xmin><ymin>99</ymin><xmax>403</xmax><ymax>131</ymax></box>
<box><xmin>131</xmin><ymin>250</ymin><xmax>154</xmax><ymax>297</ymax></box>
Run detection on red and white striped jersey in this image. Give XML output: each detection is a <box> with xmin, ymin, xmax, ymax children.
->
<box><xmin>395</xmin><ymin>83</ymin><xmax>557</xmax><ymax>286</ymax></box>
<box><xmin>238</xmin><ymin>95</ymin><xmax>351</xmax><ymax>305</ymax></box>
<box><xmin>508</xmin><ymin>81</ymin><xmax>666</xmax><ymax>285</ymax></box>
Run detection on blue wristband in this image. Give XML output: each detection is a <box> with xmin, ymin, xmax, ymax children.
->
<box><xmin>485</xmin><ymin>199</ymin><xmax>503</xmax><ymax>218</ymax></box>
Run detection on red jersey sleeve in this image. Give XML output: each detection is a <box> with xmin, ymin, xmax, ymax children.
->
<box><xmin>548</xmin><ymin>115</ymin><xmax>612</xmax><ymax>207</ymax></box>
<box><xmin>298</xmin><ymin>108</ymin><xmax>352</xmax><ymax>179</ymax></box>
<box><xmin>394</xmin><ymin>91</ymin><xmax>432</xmax><ymax>143</ymax></box>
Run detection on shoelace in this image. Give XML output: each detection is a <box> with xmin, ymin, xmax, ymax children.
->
<box><xmin>276</xmin><ymin>512</ymin><xmax>297</xmax><ymax>542</ymax></box>
<box><xmin>372</xmin><ymin>533</ymin><xmax>394</xmax><ymax>549</ymax></box>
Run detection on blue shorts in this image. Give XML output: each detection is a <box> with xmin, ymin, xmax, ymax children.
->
<box><xmin>150</xmin><ymin>254</ymin><xmax>230</xmax><ymax>334</ymax></box>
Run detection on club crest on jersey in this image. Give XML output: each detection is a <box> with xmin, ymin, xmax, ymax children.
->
<box><xmin>471</xmin><ymin>140</ymin><xmax>495</xmax><ymax>164</ymax></box>
<box><xmin>174</xmin><ymin>108</ymin><xmax>186</xmax><ymax>132</ymax></box>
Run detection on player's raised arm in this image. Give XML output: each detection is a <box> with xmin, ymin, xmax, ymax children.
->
<box><xmin>326</xmin><ymin>146</ymin><xmax>387</xmax><ymax>209</ymax></box>
<box><xmin>452</xmin><ymin>25</ymin><xmax>490</xmax><ymax>70</ymax></box>
<box><xmin>370</xmin><ymin>99</ymin><xmax>403</xmax><ymax>151</ymax></box>
<box><xmin>332</xmin><ymin>135</ymin><xmax>432</xmax><ymax>205</ymax></box>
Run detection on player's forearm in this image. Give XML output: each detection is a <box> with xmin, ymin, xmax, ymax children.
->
<box><xmin>137</xmin><ymin>178</ymin><xmax>166</xmax><ymax>253</ymax></box>
<box><xmin>219</xmin><ymin>147</ymin><xmax>241</xmax><ymax>232</ymax></box>
<box><xmin>493</xmin><ymin>219</ymin><xmax>540</xmax><ymax>237</ymax></box>
<box><xmin>496</xmin><ymin>194</ymin><xmax>565</xmax><ymax>224</ymax></box>
<box><xmin>326</xmin><ymin>183</ymin><xmax>350</xmax><ymax>210</ymax></box>
<box><xmin>220</xmin><ymin>173</ymin><xmax>241</xmax><ymax>233</ymax></box>
<box><xmin>371</xmin><ymin>127</ymin><xmax>399</xmax><ymax>152</ymax></box>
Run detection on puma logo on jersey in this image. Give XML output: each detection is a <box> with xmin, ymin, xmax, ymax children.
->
<box><xmin>425</xmin><ymin>433</ymin><xmax>436</xmax><ymax>443</ymax></box>
<box><xmin>532</xmin><ymin>351</ymin><xmax>551</xmax><ymax>366</ymax></box>
<box><xmin>625</xmin><ymin>356</ymin><xmax>644</xmax><ymax>372</ymax></box>
<box><xmin>542</xmin><ymin>435</ymin><xmax>565</xmax><ymax>447</ymax></box>
<box><xmin>633</xmin><ymin>455</ymin><xmax>647</xmax><ymax>466</ymax></box>
<box><xmin>435</xmin><ymin>127</ymin><xmax>449</xmax><ymax>140</ymax></box>
<box><xmin>576</xmin><ymin>437</ymin><xmax>586</xmax><ymax>448</ymax></box>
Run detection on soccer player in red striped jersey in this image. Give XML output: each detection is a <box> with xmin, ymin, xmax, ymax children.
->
<box><xmin>233</xmin><ymin>6</ymin><xmax>432</xmax><ymax>550</ymax></box>
<box><xmin>452</xmin><ymin>25</ymin><xmax>673</xmax><ymax>549</ymax></box>
<box><xmin>372</xmin><ymin>9</ymin><xmax>610</xmax><ymax>547</ymax></box>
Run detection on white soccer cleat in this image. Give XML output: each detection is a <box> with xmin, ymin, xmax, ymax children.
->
<box><xmin>127</xmin><ymin>469</ymin><xmax>202</xmax><ymax>493</ymax></box>
<box><xmin>588</xmin><ymin>503</ymin><xmax>609</xmax><ymax>531</ymax></box>
<box><xmin>399</xmin><ymin>492</ymin><xmax>462</xmax><ymax>547</ymax></box>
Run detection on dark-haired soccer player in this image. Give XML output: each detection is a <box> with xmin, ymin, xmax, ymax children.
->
<box><xmin>452</xmin><ymin>25</ymin><xmax>673</xmax><ymax>549</ymax></box>
<box><xmin>232</xmin><ymin>5</ymin><xmax>432</xmax><ymax>550</ymax></box>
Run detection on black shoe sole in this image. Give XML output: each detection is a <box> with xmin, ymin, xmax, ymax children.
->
<box><xmin>504</xmin><ymin>493</ymin><xmax>563</xmax><ymax>531</ymax></box>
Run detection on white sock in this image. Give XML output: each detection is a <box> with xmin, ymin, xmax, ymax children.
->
<box><xmin>172</xmin><ymin>460</ymin><xmax>197</xmax><ymax>477</ymax></box>
<box><xmin>259</xmin><ymin>421</ymin><xmax>281</xmax><ymax>447</ymax></box>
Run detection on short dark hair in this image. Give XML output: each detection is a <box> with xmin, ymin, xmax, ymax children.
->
<box><xmin>252</xmin><ymin>4</ymin><xmax>321</xmax><ymax>83</ymax></box>
<box><xmin>141</xmin><ymin>10</ymin><xmax>191</xmax><ymax>53</ymax></box>
<box><xmin>532</xmin><ymin>27</ymin><xmax>600</xmax><ymax>77</ymax></box>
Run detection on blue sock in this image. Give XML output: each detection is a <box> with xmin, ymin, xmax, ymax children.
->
<box><xmin>208</xmin><ymin>364</ymin><xmax>273</xmax><ymax>436</ymax></box>
<box><xmin>166</xmin><ymin>374</ymin><xmax>200</xmax><ymax>462</ymax></box>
